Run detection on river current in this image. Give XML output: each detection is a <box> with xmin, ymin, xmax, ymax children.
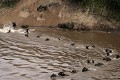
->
<box><xmin>0</xmin><ymin>27</ymin><xmax>120</xmax><ymax>80</ymax></box>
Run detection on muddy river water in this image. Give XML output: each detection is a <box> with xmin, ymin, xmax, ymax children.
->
<box><xmin>0</xmin><ymin>27</ymin><xmax>120</xmax><ymax>80</ymax></box>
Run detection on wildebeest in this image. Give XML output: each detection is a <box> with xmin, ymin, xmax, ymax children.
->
<box><xmin>37</xmin><ymin>5</ymin><xmax>48</xmax><ymax>12</ymax></box>
<box><xmin>58</xmin><ymin>72</ymin><xmax>69</xmax><ymax>76</ymax></box>
<box><xmin>82</xmin><ymin>67</ymin><xmax>89</xmax><ymax>72</ymax></box>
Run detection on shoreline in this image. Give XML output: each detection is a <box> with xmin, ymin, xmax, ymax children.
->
<box><xmin>29</xmin><ymin>25</ymin><xmax>120</xmax><ymax>34</ymax></box>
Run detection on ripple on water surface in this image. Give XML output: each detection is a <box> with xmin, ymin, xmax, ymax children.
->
<box><xmin>0</xmin><ymin>31</ymin><xmax>120</xmax><ymax>80</ymax></box>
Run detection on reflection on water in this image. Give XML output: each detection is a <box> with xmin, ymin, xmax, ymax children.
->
<box><xmin>0</xmin><ymin>27</ymin><xmax>120</xmax><ymax>80</ymax></box>
<box><xmin>36</xmin><ymin>28</ymin><xmax>120</xmax><ymax>51</ymax></box>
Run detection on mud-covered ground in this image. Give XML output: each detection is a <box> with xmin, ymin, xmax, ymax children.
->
<box><xmin>0</xmin><ymin>27</ymin><xmax>120</xmax><ymax>80</ymax></box>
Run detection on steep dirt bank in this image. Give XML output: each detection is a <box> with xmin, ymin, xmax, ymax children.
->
<box><xmin>0</xmin><ymin>0</ymin><xmax>119</xmax><ymax>31</ymax></box>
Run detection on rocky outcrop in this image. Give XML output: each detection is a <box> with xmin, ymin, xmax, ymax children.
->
<box><xmin>19</xmin><ymin>8</ymin><xmax>30</xmax><ymax>18</ymax></box>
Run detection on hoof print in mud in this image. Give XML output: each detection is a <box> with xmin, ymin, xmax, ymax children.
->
<box><xmin>82</xmin><ymin>67</ymin><xmax>89</xmax><ymax>72</ymax></box>
<box><xmin>103</xmin><ymin>57</ymin><xmax>111</xmax><ymax>61</ymax></box>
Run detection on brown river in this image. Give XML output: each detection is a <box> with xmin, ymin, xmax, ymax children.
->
<box><xmin>0</xmin><ymin>27</ymin><xmax>120</xmax><ymax>80</ymax></box>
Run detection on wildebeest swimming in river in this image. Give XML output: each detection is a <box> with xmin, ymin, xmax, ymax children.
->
<box><xmin>70</xmin><ymin>43</ymin><xmax>75</xmax><ymax>46</ymax></box>
<box><xmin>58</xmin><ymin>72</ymin><xmax>69</xmax><ymax>76</ymax></box>
<box><xmin>50</xmin><ymin>74</ymin><xmax>57</xmax><ymax>78</ymax></box>
<box><xmin>71</xmin><ymin>69</ymin><xmax>77</xmax><ymax>73</ymax></box>
<box><xmin>82</xmin><ymin>67</ymin><xmax>89</xmax><ymax>72</ymax></box>
<box><xmin>45</xmin><ymin>38</ymin><xmax>49</xmax><ymax>41</ymax></box>
<box><xmin>95</xmin><ymin>63</ymin><xmax>104</xmax><ymax>67</ymax></box>
<box><xmin>86</xmin><ymin>46</ymin><xmax>89</xmax><ymax>49</ymax></box>
<box><xmin>105</xmin><ymin>48</ymin><xmax>113</xmax><ymax>53</ymax></box>
<box><xmin>103</xmin><ymin>57</ymin><xmax>111</xmax><ymax>61</ymax></box>
<box><xmin>25</xmin><ymin>28</ymin><xmax>29</xmax><ymax>37</ymax></box>
<box><xmin>12</xmin><ymin>22</ymin><xmax>17</xmax><ymax>28</ymax></box>
<box><xmin>36</xmin><ymin>35</ymin><xmax>40</xmax><ymax>38</ymax></box>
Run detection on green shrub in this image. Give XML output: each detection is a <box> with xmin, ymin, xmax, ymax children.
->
<box><xmin>67</xmin><ymin>0</ymin><xmax>120</xmax><ymax>22</ymax></box>
<box><xmin>58</xmin><ymin>22</ymin><xmax>74</xmax><ymax>30</ymax></box>
<box><xmin>0</xmin><ymin>0</ymin><xmax>20</xmax><ymax>8</ymax></box>
<box><xmin>93</xmin><ymin>24</ymin><xmax>115</xmax><ymax>32</ymax></box>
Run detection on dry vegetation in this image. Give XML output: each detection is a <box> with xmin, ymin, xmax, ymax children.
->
<box><xmin>0</xmin><ymin>0</ymin><xmax>119</xmax><ymax>32</ymax></box>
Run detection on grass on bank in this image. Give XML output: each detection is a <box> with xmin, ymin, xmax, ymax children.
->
<box><xmin>67</xmin><ymin>0</ymin><xmax>120</xmax><ymax>22</ymax></box>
